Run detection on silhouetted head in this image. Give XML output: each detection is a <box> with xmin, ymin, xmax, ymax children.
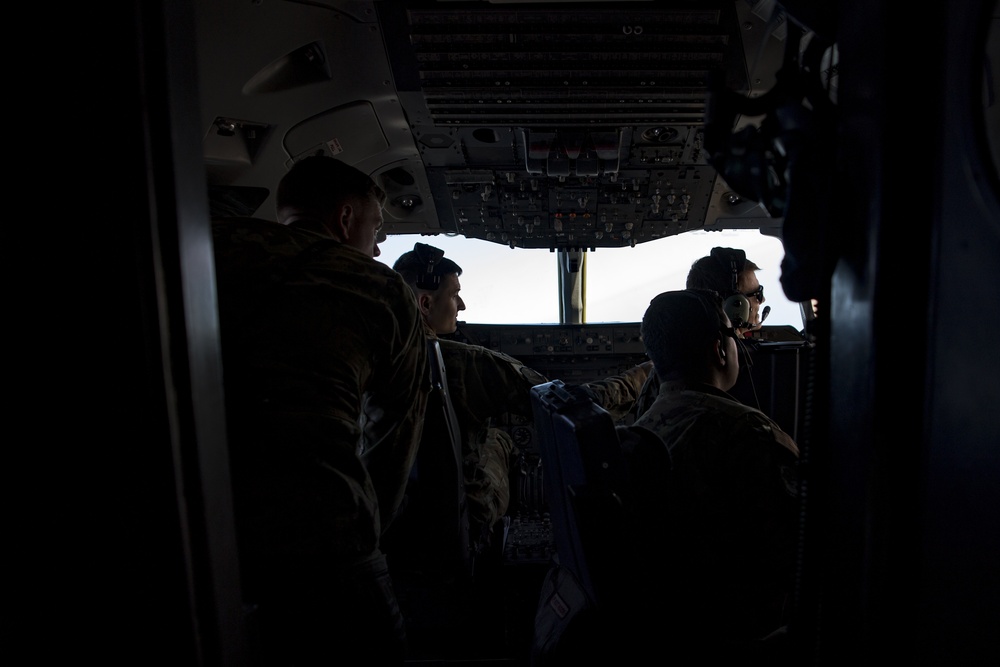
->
<box><xmin>641</xmin><ymin>288</ymin><xmax>740</xmax><ymax>389</ymax></box>
<box><xmin>276</xmin><ymin>155</ymin><xmax>387</xmax><ymax>257</ymax></box>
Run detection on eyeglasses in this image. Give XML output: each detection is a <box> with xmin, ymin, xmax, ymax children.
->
<box><xmin>743</xmin><ymin>285</ymin><xmax>764</xmax><ymax>303</ymax></box>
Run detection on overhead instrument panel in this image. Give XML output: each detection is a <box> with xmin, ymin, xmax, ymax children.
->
<box><xmin>375</xmin><ymin>1</ymin><xmax>761</xmax><ymax>249</ymax></box>
<box><xmin>197</xmin><ymin>1</ymin><xmax>789</xmax><ymax>244</ymax></box>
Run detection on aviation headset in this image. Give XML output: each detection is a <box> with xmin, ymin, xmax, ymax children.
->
<box><xmin>710</xmin><ymin>247</ymin><xmax>753</xmax><ymax>330</ymax></box>
<box><xmin>696</xmin><ymin>288</ymin><xmax>731</xmax><ymax>361</ymax></box>
<box><xmin>413</xmin><ymin>242</ymin><xmax>447</xmax><ymax>290</ymax></box>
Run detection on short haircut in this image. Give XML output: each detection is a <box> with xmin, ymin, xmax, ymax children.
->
<box><xmin>393</xmin><ymin>243</ymin><xmax>462</xmax><ymax>292</ymax></box>
<box><xmin>275</xmin><ymin>155</ymin><xmax>386</xmax><ymax>221</ymax></box>
<box><xmin>686</xmin><ymin>246</ymin><xmax>761</xmax><ymax>296</ymax></box>
<box><xmin>641</xmin><ymin>289</ymin><xmax>726</xmax><ymax>380</ymax></box>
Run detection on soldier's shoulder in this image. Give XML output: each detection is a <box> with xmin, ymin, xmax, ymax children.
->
<box><xmin>723</xmin><ymin>402</ymin><xmax>799</xmax><ymax>455</ymax></box>
<box><xmin>438</xmin><ymin>337</ymin><xmax>505</xmax><ymax>360</ymax></box>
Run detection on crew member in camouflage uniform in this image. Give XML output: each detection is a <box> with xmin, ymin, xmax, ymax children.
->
<box><xmin>635</xmin><ymin>246</ymin><xmax>772</xmax><ymax>418</ymax></box>
<box><xmin>632</xmin><ymin>288</ymin><xmax>799</xmax><ymax>662</ymax></box>
<box><xmin>392</xmin><ymin>244</ymin><xmax>652</xmax><ymax>553</ymax></box>
<box><xmin>212</xmin><ymin>156</ymin><xmax>428</xmax><ymax>665</ymax></box>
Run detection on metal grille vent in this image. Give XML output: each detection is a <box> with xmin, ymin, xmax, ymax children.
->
<box><xmin>392</xmin><ymin>3</ymin><xmax>742</xmax><ymax>126</ymax></box>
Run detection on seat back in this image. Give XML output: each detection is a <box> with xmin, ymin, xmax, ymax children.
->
<box><xmin>529</xmin><ymin>379</ymin><xmax>671</xmax><ymax>666</ymax></box>
<box><xmin>425</xmin><ymin>338</ymin><xmax>471</xmax><ymax>575</ymax></box>
<box><xmin>383</xmin><ymin>339</ymin><xmax>470</xmax><ymax>580</ymax></box>
<box><xmin>529</xmin><ymin>380</ymin><xmax>629</xmax><ymax>603</ymax></box>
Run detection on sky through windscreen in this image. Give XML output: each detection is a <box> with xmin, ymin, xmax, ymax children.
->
<box><xmin>376</xmin><ymin>229</ymin><xmax>805</xmax><ymax>330</ymax></box>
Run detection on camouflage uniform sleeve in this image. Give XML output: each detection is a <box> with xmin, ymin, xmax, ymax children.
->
<box><xmin>724</xmin><ymin>414</ymin><xmax>802</xmax><ymax>581</ymax></box>
<box><xmin>464</xmin><ymin>425</ymin><xmax>517</xmax><ymax>535</ymax></box>
<box><xmin>581</xmin><ymin>360</ymin><xmax>654</xmax><ymax>421</ymax></box>
<box><xmin>439</xmin><ymin>339</ymin><xmax>548</xmax><ymax>422</ymax></box>
<box><xmin>362</xmin><ymin>276</ymin><xmax>429</xmax><ymax>532</ymax></box>
<box><xmin>435</xmin><ymin>340</ymin><xmax>547</xmax><ymax>540</ymax></box>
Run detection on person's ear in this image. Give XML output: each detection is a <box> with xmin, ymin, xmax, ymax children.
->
<box><xmin>331</xmin><ymin>203</ymin><xmax>353</xmax><ymax>240</ymax></box>
<box><xmin>417</xmin><ymin>292</ymin><xmax>434</xmax><ymax>317</ymax></box>
<box><xmin>711</xmin><ymin>336</ymin><xmax>729</xmax><ymax>367</ymax></box>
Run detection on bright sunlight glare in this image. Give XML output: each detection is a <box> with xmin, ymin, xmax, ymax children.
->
<box><xmin>377</xmin><ymin>229</ymin><xmax>805</xmax><ymax>330</ymax></box>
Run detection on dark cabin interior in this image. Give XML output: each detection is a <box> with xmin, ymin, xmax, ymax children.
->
<box><xmin>50</xmin><ymin>1</ymin><xmax>1000</xmax><ymax>665</ymax></box>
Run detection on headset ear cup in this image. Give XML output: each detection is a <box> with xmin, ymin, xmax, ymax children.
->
<box><xmin>711</xmin><ymin>247</ymin><xmax>747</xmax><ymax>294</ymax></box>
<box><xmin>723</xmin><ymin>294</ymin><xmax>751</xmax><ymax>329</ymax></box>
<box><xmin>414</xmin><ymin>242</ymin><xmax>446</xmax><ymax>290</ymax></box>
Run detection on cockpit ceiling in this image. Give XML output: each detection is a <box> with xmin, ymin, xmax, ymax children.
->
<box><xmin>201</xmin><ymin>1</ymin><xmax>783</xmax><ymax>250</ymax></box>
<box><xmin>375</xmin><ymin>1</ymin><xmax>757</xmax><ymax>250</ymax></box>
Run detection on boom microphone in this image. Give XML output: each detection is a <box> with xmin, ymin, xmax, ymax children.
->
<box><xmin>760</xmin><ymin>305</ymin><xmax>771</xmax><ymax>324</ymax></box>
